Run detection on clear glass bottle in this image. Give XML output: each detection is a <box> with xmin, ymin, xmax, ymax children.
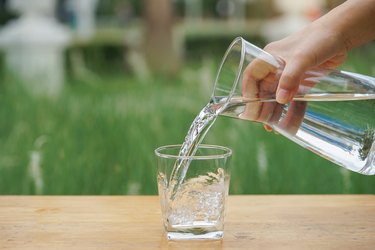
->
<box><xmin>211</xmin><ymin>37</ymin><xmax>375</xmax><ymax>175</ymax></box>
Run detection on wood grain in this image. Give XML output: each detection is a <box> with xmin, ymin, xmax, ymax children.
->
<box><xmin>0</xmin><ymin>195</ymin><xmax>374</xmax><ymax>249</ymax></box>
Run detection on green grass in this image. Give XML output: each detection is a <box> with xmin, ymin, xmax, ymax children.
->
<box><xmin>0</xmin><ymin>46</ymin><xmax>374</xmax><ymax>195</ymax></box>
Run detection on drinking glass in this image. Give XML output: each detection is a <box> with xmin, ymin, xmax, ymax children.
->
<box><xmin>155</xmin><ymin>144</ymin><xmax>232</xmax><ymax>240</ymax></box>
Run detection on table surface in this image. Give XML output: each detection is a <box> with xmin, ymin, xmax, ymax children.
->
<box><xmin>0</xmin><ymin>195</ymin><xmax>374</xmax><ymax>250</ymax></box>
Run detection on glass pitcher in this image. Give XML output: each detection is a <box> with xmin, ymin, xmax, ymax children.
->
<box><xmin>210</xmin><ymin>37</ymin><xmax>375</xmax><ymax>175</ymax></box>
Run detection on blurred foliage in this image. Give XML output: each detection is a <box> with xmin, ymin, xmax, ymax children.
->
<box><xmin>174</xmin><ymin>0</ymin><xmax>276</xmax><ymax>19</ymax></box>
<box><xmin>185</xmin><ymin>35</ymin><xmax>266</xmax><ymax>61</ymax></box>
<box><xmin>0</xmin><ymin>0</ymin><xmax>17</xmax><ymax>26</ymax></box>
<box><xmin>66</xmin><ymin>45</ymin><xmax>127</xmax><ymax>75</ymax></box>
<box><xmin>0</xmin><ymin>0</ymin><xmax>374</xmax><ymax>195</ymax></box>
<box><xmin>0</xmin><ymin>43</ymin><xmax>374</xmax><ymax>195</ymax></box>
<box><xmin>96</xmin><ymin>0</ymin><xmax>142</xmax><ymax>19</ymax></box>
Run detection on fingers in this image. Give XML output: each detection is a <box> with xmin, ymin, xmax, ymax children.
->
<box><xmin>241</xmin><ymin>58</ymin><xmax>277</xmax><ymax>121</ymax></box>
<box><xmin>263</xmin><ymin>101</ymin><xmax>307</xmax><ymax>135</ymax></box>
<box><xmin>240</xmin><ymin>53</ymin><xmax>307</xmax><ymax>137</ymax></box>
<box><xmin>241</xmin><ymin>64</ymin><xmax>261</xmax><ymax>120</ymax></box>
<box><xmin>276</xmin><ymin>60</ymin><xmax>308</xmax><ymax>104</ymax></box>
<box><xmin>242</xmin><ymin>57</ymin><xmax>277</xmax><ymax>99</ymax></box>
<box><xmin>243</xmin><ymin>58</ymin><xmax>277</xmax><ymax>82</ymax></box>
<box><xmin>278</xmin><ymin>101</ymin><xmax>307</xmax><ymax>135</ymax></box>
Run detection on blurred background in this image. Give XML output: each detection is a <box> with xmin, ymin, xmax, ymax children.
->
<box><xmin>0</xmin><ymin>0</ymin><xmax>374</xmax><ymax>195</ymax></box>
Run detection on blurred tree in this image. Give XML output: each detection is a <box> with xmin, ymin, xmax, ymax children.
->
<box><xmin>144</xmin><ymin>0</ymin><xmax>179</xmax><ymax>76</ymax></box>
<box><xmin>0</xmin><ymin>0</ymin><xmax>17</xmax><ymax>26</ymax></box>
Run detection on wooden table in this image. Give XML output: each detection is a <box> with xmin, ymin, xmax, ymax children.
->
<box><xmin>0</xmin><ymin>195</ymin><xmax>374</xmax><ymax>249</ymax></box>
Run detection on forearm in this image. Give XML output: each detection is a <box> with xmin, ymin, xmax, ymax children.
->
<box><xmin>316</xmin><ymin>0</ymin><xmax>375</xmax><ymax>50</ymax></box>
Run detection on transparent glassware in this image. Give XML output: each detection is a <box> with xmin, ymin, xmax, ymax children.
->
<box><xmin>210</xmin><ymin>37</ymin><xmax>375</xmax><ymax>175</ymax></box>
<box><xmin>155</xmin><ymin>144</ymin><xmax>232</xmax><ymax>240</ymax></box>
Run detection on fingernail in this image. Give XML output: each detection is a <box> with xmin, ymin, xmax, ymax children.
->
<box><xmin>264</xmin><ymin>125</ymin><xmax>273</xmax><ymax>132</ymax></box>
<box><xmin>276</xmin><ymin>89</ymin><xmax>291</xmax><ymax>104</ymax></box>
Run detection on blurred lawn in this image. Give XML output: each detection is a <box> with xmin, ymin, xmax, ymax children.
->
<box><xmin>0</xmin><ymin>44</ymin><xmax>374</xmax><ymax>195</ymax></box>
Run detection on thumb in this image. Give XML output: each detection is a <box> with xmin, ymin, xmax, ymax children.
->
<box><xmin>276</xmin><ymin>60</ymin><xmax>308</xmax><ymax>104</ymax></box>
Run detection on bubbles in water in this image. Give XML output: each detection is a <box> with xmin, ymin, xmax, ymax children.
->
<box><xmin>160</xmin><ymin>168</ymin><xmax>227</xmax><ymax>227</ymax></box>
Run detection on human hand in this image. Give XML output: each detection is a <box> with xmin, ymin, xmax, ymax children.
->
<box><xmin>240</xmin><ymin>56</ymin><xmax>307</xmax><ymax>135</ymax></box>
<box><xmin>266</xmin><ymin>0</ymin><xmax>375</xmax><ymax>104</ymax></box>
<box><xmin>265</xmin><ymin>23</ymin><xmax>347</xmax><ymax>104</ymax></box>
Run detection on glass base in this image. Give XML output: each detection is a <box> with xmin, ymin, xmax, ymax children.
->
<box><xmin>167</xmin><ymin>231</ymin><xmax>224</xmax><ymax>240</ymax></box>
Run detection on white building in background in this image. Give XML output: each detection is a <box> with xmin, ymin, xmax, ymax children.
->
<box><xmin>0</xmin><ymin>0</ymin><xmax>70</xmax><ymax>96</ymax></box>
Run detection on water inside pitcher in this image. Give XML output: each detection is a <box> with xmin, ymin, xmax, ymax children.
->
<box><xmin>211</xmin><ymin>37</ymin><xmax>375</xmax><ymax>175</ymax></box>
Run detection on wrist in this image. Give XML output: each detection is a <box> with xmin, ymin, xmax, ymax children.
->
<box><xmin>322</xmin><ymin>0</ymin><xmax>375</xmax><ymax>50</ymax></box>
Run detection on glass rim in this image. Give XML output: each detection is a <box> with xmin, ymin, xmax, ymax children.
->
<box><xmin>211</xmin><ymin>36</ymin><xmax>245</xmax><ymax>100</ymax></box>
<box><xmin>154</xmin><ymin>144</ymin><xmax>232</xmax><ymax>160</ymax></box>
<box><xmin>210</xmin><ymin>36</ymin><xmax>283</xmax><ymax>102</ymax></box>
